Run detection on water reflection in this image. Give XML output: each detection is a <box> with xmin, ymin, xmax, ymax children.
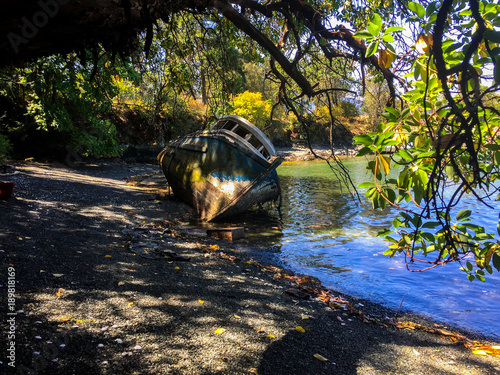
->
<box><xmin>205</xmin><ymin>159</ymin><xmax>500</xmax><ymax>340</ymax></box>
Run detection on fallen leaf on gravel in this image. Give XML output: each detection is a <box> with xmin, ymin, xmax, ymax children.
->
<box><xmin>128</xmin><ymin>302</ymin><xmax>134</xmax><ymax>306</ymax></box>
<box><xmin>268</xmin><ymin>334</ymin><xmax>275</xmax><ymax>339</ymax></box>
<box><xmin>56</xmin><ymin>288</ymin><xmax>65</xmax><ymax>296</ymax></box>
<box><xmin>118</xmin><ymin>282</ymin><xmax>125</xmax><ymax>286</ymax></box>
<box><xmin>174</xmin><ymin>266</ymin><xmax>180</xmax><ymax>270</ymax></box>
<box><xmin>472</xmin><ymin>345</ymin><xmax>500</xmax><ymax>356</ymax></box>
<box><xmin>295</xmin><ymin>326</ymin><xmax>306</xmax><ymax>333</ymax></box>
<box><xmin>105</xmin><ymin>255</ymin><xmax>112</xmax><ymax>258</ymax></box>
<box><xmin>61</xmin><ymin>317</ymin><xmax>70</xmax><ymax>321</ymax></box>
<box><xmin>52</xmin><ymin>274</ymin><xmax>64</xmax><ymax>277</ymax></box>
<box><xmin>198</xmin><ymin>300</ymin><xmax>205</xmax><ymax>304</ymax></box>
<box><xmin>413</xmin><ymin>349</ymin><xmax>420</xmax><ymax>356</ymax></box>
<box><xmin>40</xmin><ymin>270</ymin><xmax>45</xmax><ymax>273</ymax></box>
<box><xmin>234</xmin><ymin>315</ymin><xmax>241</xmax><ymax>319</ymax></box>
<box><xmin>215</xmin><ymin>328</ymin><xmax>226</xmax><ymax>335</ymax></box>
<box><xmin>313</xmin><ymin>353</ymin><xmax>329</xmax><ymax>361</ymax></box>
<box><xmin>301</xmin><ymin>314</ymin><xmax>311</xmax><ymax>320</ymax></box>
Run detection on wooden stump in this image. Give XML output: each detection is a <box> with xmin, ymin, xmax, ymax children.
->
<box><xmin>207</xmin><ymin>227</ymin><xmax>245</xmax><ymax>241</ymax></box>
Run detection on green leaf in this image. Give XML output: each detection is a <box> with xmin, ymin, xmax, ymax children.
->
<box><xmin>484</xmin><ymin>143</ymin><xmax>500</xmax><ymax>151</ymax></box>
<box><xmin>374</xmin><ymin>131</ymin><xmax>395</xmax><ymax>146</ymax></box>
<box><xmin>494</xmin><ymin>151</ymin><xmax>500</xmax><ymax>165</ymax></box>
<box><xmin>383</xmin><ymin>248</ymin><xmax>397</xmax><ymax>256</ymax></box>
<box><xmin>367</xmin><ymin>22</ymin><xmax>380</xmax><ymax>37</ymax></box>
<box><xmin>456</xmin><ymin>208</ymin><xmax>471</xmax><ymax>221</ymax></box>
<box><xmin>357</xmin><ymin>146</ymin><xmax>373</xmax><ymax>157</ymax></box>
<box><xmin>493</xmin><ymin>253</ymin><xmax>500</xmax><ymax>272</ymax></box>
<box><xmin>377</xmin><ymin>228</ymin><xmax>393</xmax><ymax>237</ymax></box>
<box><xmin>358</xmin><ymin>181</ymin><xmax>375</xmax><ymax>188</ymax></box>
<box><xmin>366</xmin><ymin>41</ymin><xmax>379</xmax><ymax>58</ymax></box>
<box><xmin>408</xmin><ymin>1</ymin><xmax>426</xmax><ymax>18</ymax></box>
<box><xmin>474</xmin><ymin>233</ymin><xmax>494</xmax><ymax>241</ymax></box>
<box><xmin>421</xmin><ymin>232</ymin><xmax>435</xmax><ymax>242</ymax></box>
<box><xmin>353</xmin><ymin>134</ymin><xmax>374</xmax><ymax>146</ymax></box>
<box><xmin>384</xmin><ymin>106</ymin><xmax>399</xmax><ymax>120</ymax></box>
<box><xmin>476</xmin><ymin>274</ymin><xmax>486</xmax><ymax>282</ymax></box>
<box><xmin>385</xmin><ymin>26</ymin><xmax>405</xmax><ymax>34</ymax></box>
<box><xmin>394</xmin><ymin>149</ymin><xmax>413</xmax><ymax>161</ymax></box>
<box><xmin>484</xmin><ymin>29</ymin><xmax>500</xmax><ymax>43</ymax></box>
<box><xmin>422</xmin><ymin>221</ymin><xmax>441</xmax><ymax>229</ymax></box>
<box><xmin>495</xmin><ymin>58</ymin><xmax>500</xmax><ymax>84</ymax></box>
<box><xmin>382</xmin><ymin>34</ymin><xmax>394</xmax><ymax>43</ymax></box>
<box><xmin>425</xmin><ymin>2</ymin><xmax>438</xmax><ymax>16</ymax></box>
<box><xmin>371</xmin><ymin>13</ymin><xmax>383</xmax><ymax>28</ymax></box>
<box><xmin>353</xmin><ymin>29</ymin><xmax>374</xmax><ymax>39</ymax></box>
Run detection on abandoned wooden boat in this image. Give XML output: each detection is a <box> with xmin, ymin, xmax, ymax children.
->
<box><xmin>158</xmin><ymin>115</ymin><xmax>282</xmax><ymax>221</ymax></box>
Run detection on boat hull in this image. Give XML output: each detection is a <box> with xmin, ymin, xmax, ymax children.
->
<box><xmin>159</xmin><ymin>133</ymin><xmax>281</xmax><ymax>221</ymax></box>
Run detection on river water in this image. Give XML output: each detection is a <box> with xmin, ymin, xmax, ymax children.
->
<box><xmin>232</xmin><ymin>158</ymin><xmax>500</xmax><ymax>340</ymax></box>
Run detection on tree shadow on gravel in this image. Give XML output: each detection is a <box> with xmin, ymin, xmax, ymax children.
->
<box><xmin>257</xmin><ymin>314</ymin><xmax>500</xmax><ymax>375</ymax></box>
<box><xmin>1</xmin><ymin>162</ymin><xmax>499</xmax><ymax>375</ymax></box>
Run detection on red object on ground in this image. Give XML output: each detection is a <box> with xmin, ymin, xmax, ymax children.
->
<box><xmin>0</xmin><ymin>181</ymin><xmax>15</xmax><ymax>200</ymax></box>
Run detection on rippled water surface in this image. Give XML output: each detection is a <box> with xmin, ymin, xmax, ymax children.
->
<box><xmin>212</xmin><ymin>158</ymin><xmax>500</xmax><ymax>340</ymax></box>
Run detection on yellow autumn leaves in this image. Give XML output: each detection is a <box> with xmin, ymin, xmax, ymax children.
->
<box><xmin>378</xmin><ymin>49</ymin><xmax>395</xmax><ymax>69</ymax></box>
<box><xmin>415</xmin><ymin>33</ymin><xmax>433</xmax><ymax>55</ymax></box>
<box><xmin>214</xmin><ymin>328</ymin><xmax>226</xmax><ymax>335</ymax></box>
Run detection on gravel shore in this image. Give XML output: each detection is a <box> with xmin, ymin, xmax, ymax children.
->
<box><xmin>0</xmin><ymin>159</ymin><xmax>499</xmax><ymax>374</ymax></box>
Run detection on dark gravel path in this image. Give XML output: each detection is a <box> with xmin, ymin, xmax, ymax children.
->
<box><xmin>0</xmin><ymin>160</ymin><xmax>498</xmax><ymax>374</ymax></box>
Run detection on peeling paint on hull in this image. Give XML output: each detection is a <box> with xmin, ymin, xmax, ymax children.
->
<box><xmin>158</xmin><ymin>117</ymin><xmax>282</xmax><ymax>221</ymax></box>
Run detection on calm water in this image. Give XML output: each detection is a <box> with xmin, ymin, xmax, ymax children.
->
<box><xmin>227</xmin><ymin>158</ymin><xmax>500</xmax><ymax>340</ymax></box>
